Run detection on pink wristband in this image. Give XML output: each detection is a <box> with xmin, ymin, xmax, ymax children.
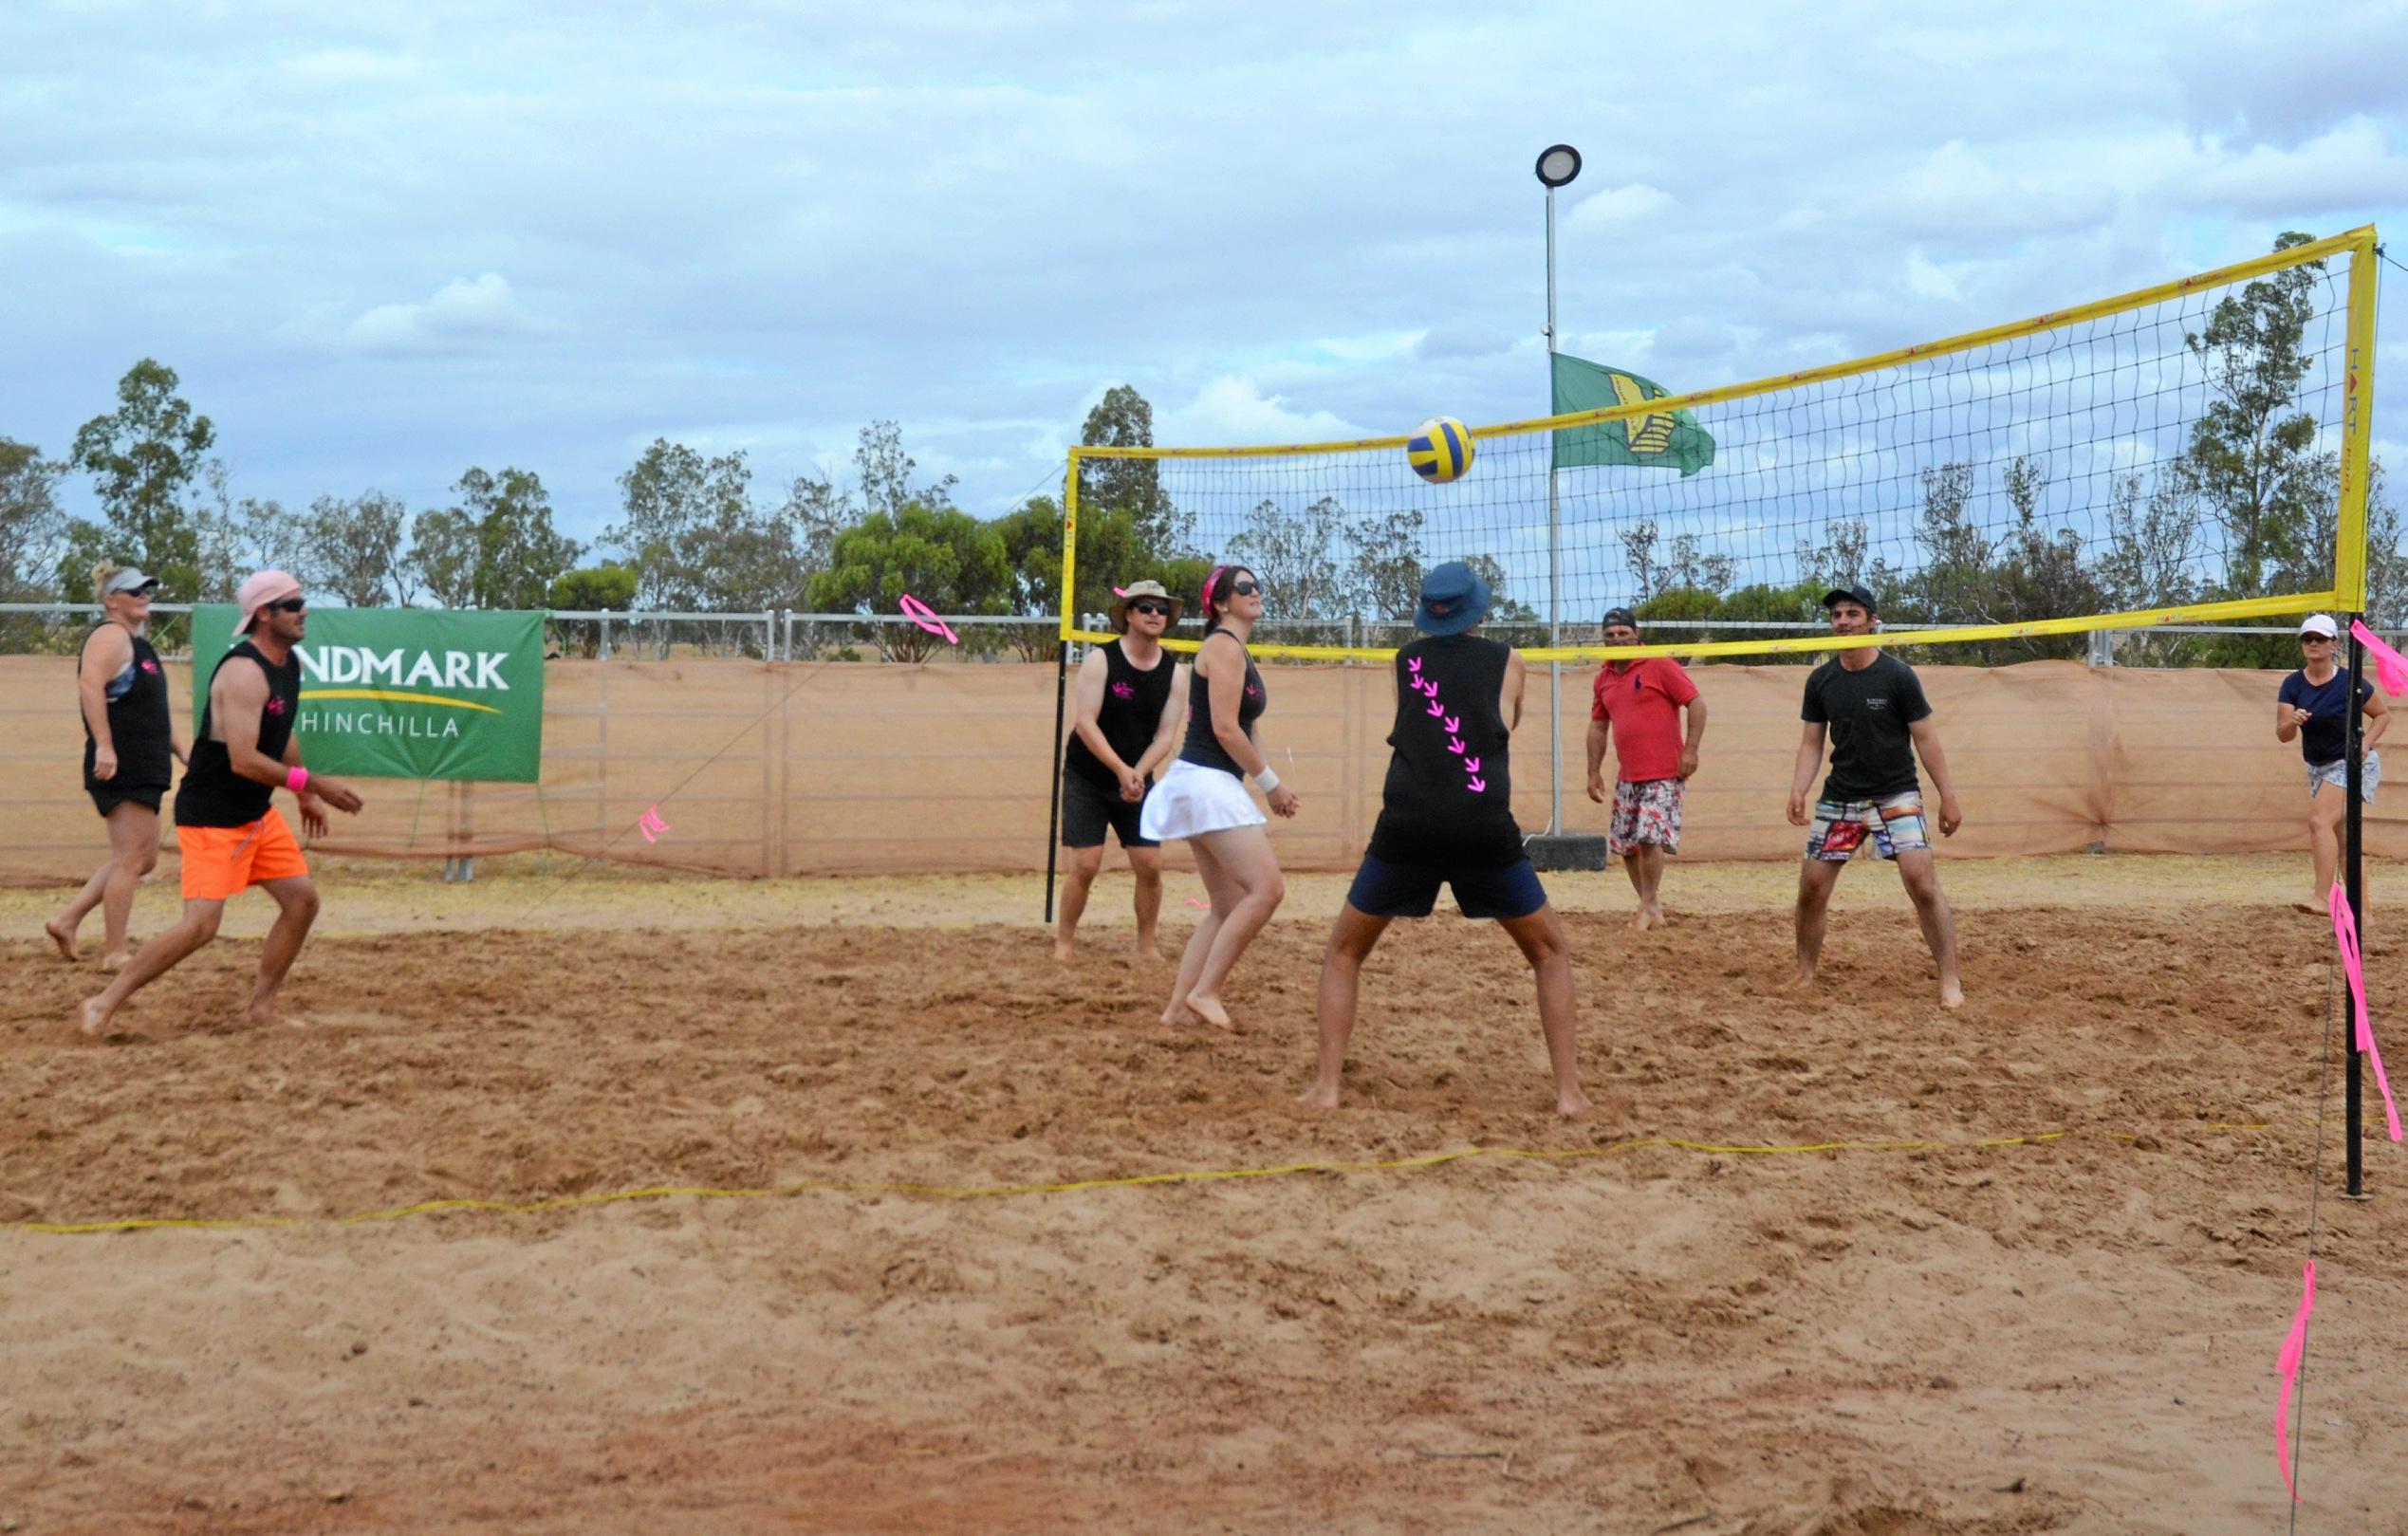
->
<box><xmin>286</xmin><ymin>766</ymin><xmax>310</xmax><ymax>793</ymax></box>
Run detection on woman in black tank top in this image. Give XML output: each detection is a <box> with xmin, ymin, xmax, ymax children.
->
<box><xmin>46</xmin><ymin>565</ymin><xmax>185</xmax><ymax>970</ymax></box>
<box><xmin>1139</xmin><ymin>564</ymin><xmax>1300</xmax><ymax>1032</ymax></box>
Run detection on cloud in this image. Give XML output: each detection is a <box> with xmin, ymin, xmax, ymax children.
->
<box><xmin>1156</xmin><ymin>377</ymin><xmax>1367</xmax><ymax>448</ymax></box>
<box><xmin>339</xmin><ymin>274</ymin><xmax>550</xmax><ymax>356</ymax></box>
<box><xmin>0</xmin><ymin>2</ymin><xmax>2402</xmax><ymax>548</ymax></box>
<box><xmin>1564</xmin><ymin>184</ymin><xmax>1672</xmax><ymax>231</ymax></box>
<box><xmin>2187</xmin><ymin>117</ymin><xmax>2408</xmax><ymax>216</ymax></box>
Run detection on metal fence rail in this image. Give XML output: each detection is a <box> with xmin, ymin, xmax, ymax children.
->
<box><xmin>10</xmin><ymin>601</ymin><xmax>2398</xmax><ymax>669</ymax></box>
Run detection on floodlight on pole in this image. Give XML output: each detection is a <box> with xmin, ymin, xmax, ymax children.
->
<box><xmin>1537</xmin><ymin>144</ymin><xmax>1581</xmax><ymax>835</ymax></box>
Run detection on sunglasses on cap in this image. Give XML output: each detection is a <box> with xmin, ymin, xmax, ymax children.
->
<box><xmin>266</xmin><ymin>597</ymin><xmax>307</xmax><ymax>615</ymax></box>
<box><xmin>1129</xmin><ymin>601</ymin><xmax>1173</xmax><ymax>617</ymax></box>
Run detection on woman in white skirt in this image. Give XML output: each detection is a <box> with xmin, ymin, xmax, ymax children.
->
<box><xmin>1140</xmin><ymin>564</ymin><xmax>1300</xmax><ymax>1028</ymax></box>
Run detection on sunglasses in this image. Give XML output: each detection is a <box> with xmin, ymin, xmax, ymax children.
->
<box><xmin>2303</xmin><ymin>635</ymin><xmax>2333</xmax><ymax>643</ymax></box>
<box><xmin>266</xmin><ymin>598</ymin><xmax>307</xmax><ymax>615</ymax></box>
<box><xmin>1129</xmin><ymin>601</ymin><xmax>1173</xmax><ymax>617</ymax></box>
<box><xmin>1228</xmin><ymin>579</ymin><xmax>1261</xmax><ymax>597</ymax></box>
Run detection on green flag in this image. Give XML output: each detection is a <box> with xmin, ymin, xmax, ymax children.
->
<box><xmin>191</xmin><ymin>605</ymin><xmax>546</xmax><ymax>782</ymax></box>
<box><xmin>1550</xmin><ymin>354</ymin><xmax>1714</xmax><ymax>476</ymax></box>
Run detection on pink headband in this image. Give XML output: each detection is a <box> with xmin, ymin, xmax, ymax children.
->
<box><xmin>1200</xmin><ymin>564</ymin><xmax>1227</xmax><ymax>617</ymax></box>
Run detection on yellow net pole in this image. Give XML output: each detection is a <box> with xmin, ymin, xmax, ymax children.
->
<box><xmin>2334</xmin><ymin>230</ymin><xmax>2380</xmax><ymax>612</ymax></box>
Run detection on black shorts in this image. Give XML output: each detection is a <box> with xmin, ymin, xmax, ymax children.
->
<box><xmin>1346</xmin><ymin>853</ymin><xmax>1547</xmax><ymax>921</ymax></box>
<box><xmin>88</xmin><ymin>784</ymin><xmax>165</xmax><ymax>820</ymax></box>
<box><xmin>1062</xmin><ymin>769</ymin><xmax>1158</xmax><ymax>850</ymax></box>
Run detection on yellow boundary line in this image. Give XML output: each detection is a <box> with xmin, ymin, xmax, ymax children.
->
<box><xmin>12</xmin><ymin>1122</ymin><xmax>2274</xmax><ymax>1237</ymax></box>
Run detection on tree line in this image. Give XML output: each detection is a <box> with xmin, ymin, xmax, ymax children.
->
<box><xmin>1606</xmin><ymin>231</ymin><xmax>2404</xmax><ymax>666</ymax></box>
<box><xmin>3</xmin><ymin>233</ymin><xmax>2392</xmax><ymax>669</ymax></box>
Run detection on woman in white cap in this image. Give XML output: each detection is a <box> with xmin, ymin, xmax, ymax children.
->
<box><xmin>46</xmin><ymin>564</ymin><xmax>186</xmax><ymax>970</ymax></box>
<box><xmin>1139</xmin><ymin>564</ymin><xmax>1299</xmax><ymax>1029</ymax></box>
<box><xmin>2278</xmin><ymin>613</ymin><xmax>2390</xmax><ymax>912</ymax></box>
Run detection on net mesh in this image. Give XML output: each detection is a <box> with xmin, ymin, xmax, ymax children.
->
<box><xmin>1065</xmin><ymin>232</ymin><xmax>2373</xmax><ymax>663</ymax></box>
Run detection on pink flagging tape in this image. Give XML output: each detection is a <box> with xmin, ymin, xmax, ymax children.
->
<box><xmin>2350</xmin><ymin>620</ymin><xmax>2408</xmax><ymax>696</ymax></box>
<box><xmin>2329</xmin><ymin>884</ymin><xmax>2404</xmax><ymax>1140</ymax></box>
<box><xmin>637</xmin><ymin>805</ymin><xmax>671</xmax><ymax>844</ymax></box>
<box><xmin>2275</xmin><ymin>1259</ymin><xmax>2317</xmax><ymax>1502</ymax></box>
<box><xmin>898</xmin><ymin>594</ymin><xmax>961</xmax><ymax>646</ymax></box>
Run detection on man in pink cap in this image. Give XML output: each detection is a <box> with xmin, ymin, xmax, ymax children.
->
<box><xmin>78</xmin><ymin>572</ymin><xmax>364</xmax><ymax>1035</ymax></box>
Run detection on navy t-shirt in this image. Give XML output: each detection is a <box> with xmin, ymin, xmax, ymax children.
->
<box><xmin>2279</xmin><ymin>669</ymin><xmax>2374</xmax><ymax>765</ymax></box>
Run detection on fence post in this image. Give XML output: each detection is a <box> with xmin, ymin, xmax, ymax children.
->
<box><xmin>599</xmin><ymin>613</ymin><xmax>611</xmax><ymax>662</ymax></box>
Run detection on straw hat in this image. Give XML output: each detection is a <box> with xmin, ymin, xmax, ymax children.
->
<box><xmin>1108</xmin><ymin>580</ymin><xmax>1184</xmax><ymax>634</ymax></box>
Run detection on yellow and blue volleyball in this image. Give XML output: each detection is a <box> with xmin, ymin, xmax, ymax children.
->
<box><xmin>1407</xmin><ymin>416</ymin><xmax>1474</xmax><ymax>484</ymax></box>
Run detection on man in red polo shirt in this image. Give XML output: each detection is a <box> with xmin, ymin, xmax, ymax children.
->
<box><xmin>1584</xmin><ymin>605</ymin><xmax>1707</xmax><ymax>930</ymax></box>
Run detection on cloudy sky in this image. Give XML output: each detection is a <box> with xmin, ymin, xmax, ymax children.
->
<box><xmin>6</xmin><ymin>0</ymin><xmax>2407</xmax><ymax>557</ymax></box>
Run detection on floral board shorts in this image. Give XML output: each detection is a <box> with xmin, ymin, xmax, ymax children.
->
<box><xmin>1805</xmin><ymin>792</ymin><xmax>1930</xmax><ymax>862</ymax></box>
<box><xmin>1609</xmin><ymin>778</ymin><xmax>1683</xmax><ymax>856</ymax></box>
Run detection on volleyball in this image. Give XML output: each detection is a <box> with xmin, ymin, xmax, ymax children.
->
<box><xmin>1407</xmin><ymin>416</ymin><xmax>1474</xmax><ymax>484</ymax></box>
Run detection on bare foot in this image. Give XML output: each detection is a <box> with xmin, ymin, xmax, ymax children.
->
<box><xmin>99</xmin><ymin>951</ymin><xmax>132</xmax><ymax>974</ymax></box>
<box><xmin>1185</xmin><ymin>993</ymin><xmax>1236</xmax><ymax>1031</ymax></box>
<box><xmin>1297</xmin><ymin>1082</ymin><xmax>1341</xmax><ymax>1110</ymax></box>
<box><xmin>1645</xmin><ymin>904</ymin><xmax>1667</xmax><ymax>928</ymax></box>
<box><xmin>1556</xmin><ymin>1088</ymin><xmax>1593</xmax><ymax>1118</ymax></box>
<box><xmin>1160</xmin><ymin>998</ymin><xmax>1201</xmax><ymax>1027</ymax></box>
<box><xmin>2296</xmin><ymin>898</ymin><xmax>2326</xmax><ymax>915</ymax></box>
<box><xmin>1136</xmin><ymin>939</ymin><xmax>1163</xmax><ymax>961</ymax></box>
<box><xmin>1052</xmin><ymin>938</ymin><xmax>1076</xmax><ymax>962</ymax></box>
<box><xmin>1791</xmin><ymin>967</ymin><xmax>1818</xmax><ymax>991</ymax></box>
<box><xmin>240</xmin><ymin>999</ymin><xmax>282</xmax><ymax>1030</ymax></box>
<box><xmin>1629</xmin><ymin>909</ymin><xmax>1653</xmax><ymax>932</ymax></box>
<box><xmin>1938</xmin><ymin>980</ymin><xmax>1965</xmax><ymax>1010</ymax></box>
<box><xmin>77</xmin><ymin>996</ymin><xmax>110</xmax><ymax>1037</ymax></box>
<box><xmin>45</xmin><ymin>916</ymin><xmax>80</xmax><ymax>962</ymax></box>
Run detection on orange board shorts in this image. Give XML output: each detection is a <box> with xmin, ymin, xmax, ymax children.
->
<box><xmin>177</xmin><ymin>812</ymin><xmax>309</xmax><ymax>901</ymax></box>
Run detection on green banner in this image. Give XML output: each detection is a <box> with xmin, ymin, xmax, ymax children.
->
<box><xmin>1550</xmin><ymin>353</ymin><xmax>1715</xmax><ymax>476</ymax></box>
<box><xmin>191</xmin><ymin>606</ymin><xmax>545</xmax><ymax>782</ymax></box>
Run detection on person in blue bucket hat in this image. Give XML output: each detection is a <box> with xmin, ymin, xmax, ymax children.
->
<box><xmin>1300</xmin><ymin>562</ymin><xmax>1592</xmax><ymax>1117</ymax></box>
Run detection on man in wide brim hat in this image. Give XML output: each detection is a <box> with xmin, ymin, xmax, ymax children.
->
<box><xmin>1108</xmin><ymin>580</ymin><xmax>1184</xmax><ymax>633</ymax></box>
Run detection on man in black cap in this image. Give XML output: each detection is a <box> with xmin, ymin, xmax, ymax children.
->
<box><xmin>1786</xmin><ymin>584</ymin><xmax>1965</xmax><ymax>1009</ymax></box>
<box><xmin>1302</xmin><ymin>561</ymin><xmax>1591</xmax><ymax>1116</ymax></box>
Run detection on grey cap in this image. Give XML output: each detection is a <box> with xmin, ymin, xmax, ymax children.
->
<box><xmin>102</xmin><ymin>569</ymin><xmax>160</xmax><ymax>598</ymax></box>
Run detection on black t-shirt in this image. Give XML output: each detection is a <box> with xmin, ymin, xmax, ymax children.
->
<box><xmin>176</xmin><ymin>640</ymin><xmax>303</xmax><ymax>828</ymax></box>
<box><xmin>81</xmin><ymin>626</ymin><xmax>175</xmax><ymax>792</ymax></box>
<box><xmin>1065</xmin><ymin>638</ymin><xmax>1176</xmax><ymax>790</ymax></box>
<box><xmin>1179</xmin><ymin>632</ymin><xmax>1266</xmax><ymax>777</ymax></box>
<box><xmin>2279</xmin><ymin>669</ymin><xmax>2374</xmax><ymax>765</ymax></box>
<box><xmin>1366</xmin><ymin>634</ymin><xmax>1524</xmax><ymax>869</ymax></box>
<box><xmin>1802</xmin><ymin>651</ymin><xmax>1931</xmax><ymax>803</ymax></box>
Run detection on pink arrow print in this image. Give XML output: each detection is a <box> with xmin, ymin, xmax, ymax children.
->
<box><xmin>1464</xmin><ymin>756</ymin><xmax>1480</xmax><ymax>774</ymax></box>
<box><xmin>638</xmin><ymin>805</ymin><xmax>672</xmax><ymax>843</ymax></box>
<box><xmin>1405</xmin><ymin>657</ymin><xmax>1422</xmax><ymax>673</ymax></box>
<box><xmin>1466</xmin><ymin>776</ymin><xmax>1487</xmax><ymax>792</ymax></box>
<box><xmin>1425</xmin><ymin>697</ymin><xmax>1444</xmax><ymax>716</ymax></box>
<box><xmin>1448</xmin><ymin>737</ymin><xmax>1466</xmax><ymax>755</ymax></box>
<box><xmin>1441</xmin><ymin>714</ymin><xmax>1459</xmax><ymax>734</ymax></box>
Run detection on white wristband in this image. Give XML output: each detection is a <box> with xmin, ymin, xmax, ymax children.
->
<box><xmin>1252</xmin><ymin>768</ymin><xmax>1281</xmax><ymax>793</ymax></box>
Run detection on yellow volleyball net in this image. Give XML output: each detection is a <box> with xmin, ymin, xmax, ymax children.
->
<box><xmin>1060</xmin><ymin>226</ymin><xmax>2380</xmax><ymax>665</ymax></box>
